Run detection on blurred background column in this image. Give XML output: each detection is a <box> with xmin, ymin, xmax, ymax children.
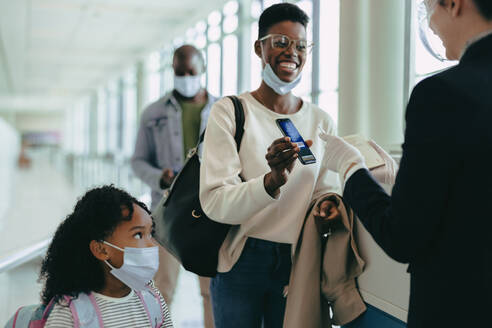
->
<box><xmin>338</xmin><ymin>0</ymin><xmax>406</xmax><ymax>152</ymax></box>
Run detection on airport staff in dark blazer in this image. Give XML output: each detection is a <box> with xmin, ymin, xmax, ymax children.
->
<box><xmin>318</xmin><ymin>0</ymin><xmax>492</xmax><ymax>327</ymax></box>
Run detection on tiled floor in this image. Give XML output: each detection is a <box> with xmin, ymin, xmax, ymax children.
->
<box><xmin>0</xmin><ymin>149</ymin><xmax>204</xmax><ymax>327</ymax></box>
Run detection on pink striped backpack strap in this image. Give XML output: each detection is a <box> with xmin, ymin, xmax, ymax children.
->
<box><xmin>67</xmin><ymin>293</ymin><xmax>102</xmax><ymax>328</ymax></box>
<box><xmin>136</xmin><ymin>288</ymin><xmax>164</xmax><ymax>328</ymax></box>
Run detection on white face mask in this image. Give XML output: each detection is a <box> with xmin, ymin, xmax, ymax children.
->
<box><xmin>103</xmin><ymin>241</ymin><xmax>159</xmax><ymax>291</ymax></box>
<box><xmin>174</xmin><ymin>75</ymin><xmax>202</xmax><ymax>98</ymax></box>
<box><xmin>260</xmin><ymin>44</ymin><xmax>302</xmax><ymax>95</ymax></box>
<box><xmin>262</xmin><ymin>64</ymin><xmax>302</xmax><ymax>95</ymax></box>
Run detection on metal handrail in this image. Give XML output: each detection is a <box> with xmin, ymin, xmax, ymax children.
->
<box><xmin>0</xmin><ymin>237</ymin><xmax>52</xmax><ymax>274</ymax></box>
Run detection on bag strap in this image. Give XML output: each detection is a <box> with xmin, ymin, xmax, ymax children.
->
<box><xmin>228</xmin><ymin>95</ymin><xmax>245</xmax><ymax>151</ymax></box>
<box><xmin>197</xmin><ymin>95</ymin><xmax>245</xmax><ymax>151</ymax></box>
<box><xmin>39</xmin><ymin>299</ymin><xmax>56</xmax><ymax>320</ymax></box>
<box><xmin>68</xmin><ymin>293</ymin><xmax>102</xmax><ymax>328</ymax></box>
<box><xmin>11</xmin><ymin>306</ymin><xmax>21</xmax><ymax>327</ymax></box>
<box><xmin>137</xmin><ymin>287</ymin><xmax>163</xmax><ymax>328</ymax></box>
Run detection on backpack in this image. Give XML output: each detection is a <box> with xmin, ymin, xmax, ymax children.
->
<box><xmin>4</xmin><ymin>287</ymin><xmax>163</xmax><ymax>328</ymax></box>
<box><xmin>153</xmin><ymin>95</ymin><xmax>245</xmax><ymax>277</ymax></box>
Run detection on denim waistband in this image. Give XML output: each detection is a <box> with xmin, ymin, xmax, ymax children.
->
<box><xmin>245</xmin><ymin>237</ymin><xmax>291</xmax><ymax>252</ymax></box>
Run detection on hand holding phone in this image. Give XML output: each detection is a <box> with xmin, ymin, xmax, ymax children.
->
<box><xmin>263</xmin><ymin>136</ymin><xmax>301</xmax><ymax>198</ymax></box>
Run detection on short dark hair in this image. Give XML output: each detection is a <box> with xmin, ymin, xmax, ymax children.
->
<box><xmin>473</xmin><ymin>0</ymin><xmax>492</xmax><ymax>20</ymax></box>
<box><xmin>258</xmin><ymin>3</ymin><xmax>309</xmax><ymax>39</ymax></box>
<box><xmin>173</xmin><ymin>44</ymin><xmax>205</xmax><ymax>71</ymax></box>
<box><xmin>39</xmin><ymin>185</ymin><xmax>151</xmax><ymax>305</ymax></box>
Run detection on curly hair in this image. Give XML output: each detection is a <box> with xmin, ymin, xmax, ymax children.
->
<box><xmin>39</xmin><ymin>185</ymin><xmax>151</xmax><ymax>305</ymax></box>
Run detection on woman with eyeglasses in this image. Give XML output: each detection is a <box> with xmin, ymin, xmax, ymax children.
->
<box><xmin>199</xmin><ymin>4</ymin><xmax>341</xmax><ymax>327</ymax></box>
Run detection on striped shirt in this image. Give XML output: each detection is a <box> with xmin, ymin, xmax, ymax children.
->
<box><xmin>44</xmin><ymin>284</ymin><xmax>173</xmax><ymax>328</ymax></box>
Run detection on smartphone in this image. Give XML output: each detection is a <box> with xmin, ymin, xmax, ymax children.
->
<box><xmin>276</xmin><ymin>118</ymin><xmax>316</xmax><ymax>165</ymax></box>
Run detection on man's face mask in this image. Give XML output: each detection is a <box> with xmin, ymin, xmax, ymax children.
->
<box><xmin>418</xmin><ymin>0</ymin><xmax>449</xmax><ymax>62</ymax></box>
<box><xmin>103</xmin><ymin>241</ymin><xmax>159</xmax><ymax>291</ymax></box>
<box><xmin>174</xmin><ymin>74</ymin><xmax>202</xmax><ymax>98</ymax></box>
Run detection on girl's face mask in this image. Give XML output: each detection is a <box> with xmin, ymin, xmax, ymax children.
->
<box><xmin>103</xmin><ymin>241</ymin><xmax>159</xmax><ymax>291</ymax></box>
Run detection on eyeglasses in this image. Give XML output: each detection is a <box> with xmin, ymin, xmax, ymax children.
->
<box><xmin>259</xmin><ymin>34</ymin><xmax>314</xmax><ymax>54</ymax></box>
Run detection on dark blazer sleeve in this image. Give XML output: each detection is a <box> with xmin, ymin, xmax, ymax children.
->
<box><xmin>343</xmin><ymin>76</ymin><xmax>460</xmax><ymax>263</ymax></box>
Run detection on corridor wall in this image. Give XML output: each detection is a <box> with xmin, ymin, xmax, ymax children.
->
<box><xmin>0</xmin><ymin>118</ymin><xmax>20</xmax><ymax>225</ymax></box>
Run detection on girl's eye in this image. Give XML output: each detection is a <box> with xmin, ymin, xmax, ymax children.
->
<box><xmin>134</xmin><ymin>232</ymin><xmax>143</xmax><ymax>240</ymax></box>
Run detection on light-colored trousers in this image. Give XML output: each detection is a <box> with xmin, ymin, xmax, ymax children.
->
<box><xmin>154</xmin><ymin>245</ymin><xmax>214</xmax><ymax>328</ymax></box>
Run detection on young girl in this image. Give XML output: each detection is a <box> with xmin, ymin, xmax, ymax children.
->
<box><xmin>39</xmin><ymin>185</ymin><xmax>173</xmax><ymax>327</ymax></box>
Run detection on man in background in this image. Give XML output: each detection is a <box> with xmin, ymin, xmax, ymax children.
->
<box><xmin>132</xmin><ymin>44</ymin><xmax>216</xmax><ymax>328</ymax></box>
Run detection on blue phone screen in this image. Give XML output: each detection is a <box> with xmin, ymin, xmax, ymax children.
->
<box><xmin>277</xmin><ymin>119</ymin><xmax>316</xmax><ymax>164</ymax></box>
<box><xmin>278</xmin><ymin>120</ymin><xmax>305</xmax><ymax>147</ymax></box>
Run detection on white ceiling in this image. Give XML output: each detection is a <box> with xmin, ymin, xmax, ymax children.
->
<box><xmin>0</xmin><ymin>0</ymin><xmax>227</xmax><ymax>112</ymax></box>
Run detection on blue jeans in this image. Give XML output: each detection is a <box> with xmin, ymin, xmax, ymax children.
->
<box><xmin>211</xmin><ymin>237</ymin><xmax>292</xmax><ymax>328</ymax></box>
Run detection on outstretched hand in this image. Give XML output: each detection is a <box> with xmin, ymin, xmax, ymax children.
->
<box><xmin>318</xmin><ymin>132</ymin><xmax>365</xmax><ymax>179</ymax></box>
<box><xmin>367</xmin><ymin>140</ymin><xmax>398</xmax><ymax>186</ymax></box>
<box><xmin>264</xmin><ymin>137</ymin><xmax>313</xmax><ymax>198</ymax></box>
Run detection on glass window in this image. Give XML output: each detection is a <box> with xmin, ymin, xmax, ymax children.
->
<box><xmin>73</xmin><ymin>99</ymin><xmax>89</xmax><ymax>155</ymax></box>
<box><xmin>64</xmin><ymin>106</ymin><xmax>74</xmax><ymax>152</ymax></box>
<box><xmin>208</xmin><ymin>26</ymin><xmax>221</xmax><ymax>42</ymax></box>
<box><xmin>83</xmin><ymin>98</ymin><xmax>91</xmax><ymax>154</ymax></box>
<box><xmin>250</xmin><ymin>22</ymin><xmax>262</xmax><ymax>90</ymax></box>
<box><xmin>106</xmin><ymin>81</ymin><xmax>119</xmax><ymax>154</ymax></box>
<box><xmin>222</xmin><ymin>34</ymin><xmax>238</xmax><ymax>95</ymax></box>
<box><xmin>123</xmin><ymin>69</ymin><xmax>137</xmax><ymax>158</ymax></box>
<box><xmin>185</xmin><ymin>27</ymin><xmax>196</xmax><ymax>44</ymax></box>
<box><xmin>319</xmin><ymin>0</ymin><xmax>339</xmax><ymax>93</ymax></box>
<box><xmin>223</xmin><ymin>1</ymin><xmax>239</xmax><ymax>34</ymax></box>
<box><xmin>196</xmin><ymin>20</ymin><xmax>207</xmax><ymax>33</ymax></box>
<box><xmin>293</xmin><ymin>0</ymin><xmax>313</xmax><ymax>98</ymax></box>
<box><xmin>208</xmin><ymin>10</ymin><xmax>222</xmax><ymax>26</ymax></box>
<box><xmin>72</xmin><ymin>105</ymin><xmax>81</xmax><ymax>154</ymax></box>
<box><xmin>297</xmin><ymin>0</ymin><xmax>313</xmax><ymax>42</ymax></box>
<box><xmin>195</xmin><ymin>33</ymin><xmax>207</xmax><ymax>49</ymax></box>
<box><xmin>412</xmin><ymin>2</ymin><xmax>457</xmax><ymax>83</ymax></box>
<box><xmin>208</xmin><ymin>10</ymin><xmax>222</xmax><ymax>43</ymax></box>
<box><xmin>97</xmin><ymin>88</ymin><xmax>108</xmax><ymax>155</ymax></box>
<box><xmin>162</xmin><ymin>68</ymin><xmax>174</xmax><ymax>94</ymax></box>
<box><xmin>251</xmin><ymin>0</ymin><xmax>262</xmax><ymax>19</ymax></box>
<box><xmin>263</xmin><ymin>0</ymin><xmax>282</xmax><ymax>9</ymax></box>
<box><xmin>173</xmin><ymin>37</ymin><xmax>184</xmax><ymax>48</ymax></box>
<box><xmin>318</xmin><ymin>91</ymin><xmax>339</xmax><ymax>127</ymax></box>
<box><xmin>223</xmin><ymin>1</ymin><xmax>239</xmax><ymax>16</ymax></box>
<box><xmin>146</xmin><ymin>52</ymin><xmax>161</xmax><ymax>104</ymax></box>
<box><xmin>207</xmin><ymin>43</ymin><xmax>221</xmax><ymax>96</ymax></box>
<box><xmin>318</xmin><ymin>0</ymin><xmax>340</xmax><ymax>124</ymax></box>
<box><xmin>160</xmin><ymin>48</ymin><xmax>173</xmax><ymax>94</ymax></box>
<box><xmin>223</xmin><ymin>15</ymin><xmax>238</xmax><ymax>34</ymax></box>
